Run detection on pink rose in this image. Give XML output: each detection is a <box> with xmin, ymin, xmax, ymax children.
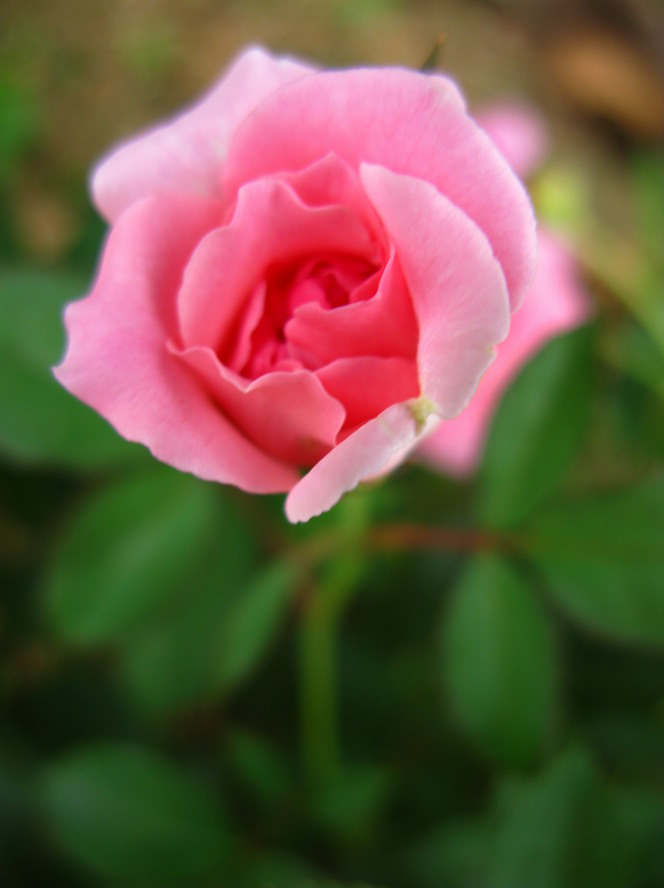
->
<box><xmin>418</xmin><ymin>104</ymin><xmax>591</xmax><ymax>475</ymax></box>
<box><xmin>55</xmin><ymin>47</ymin><xmax>536</xmax><ymax>522</ymax></box>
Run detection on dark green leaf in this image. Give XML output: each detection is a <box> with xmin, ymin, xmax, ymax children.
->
<box><xmin>525</xmin><ymin>479</ymin><xmax>664</xmax><ymax>645</ymax></box>
<box><xmin>215</xmin><ymin>559</ymin><xmax>297</xmax><ymax>693</ymax></box>
<box><xmin>611</xmin><ymin>784</ymin><xmax>664</xmax><ymax>885</ymax></box>
<box><xmin>633</xmin><ymin>150</ymin><xmax>664</xmax><ymax>267</ymax></box>
<box><xmin>39</xmin><ymin>743</ymin><xmax>227</xmax><ymax>881</ymax></box>
<box><xmin>0</xmin><ymin>77</ymin><xmax>37</xmax><ymax>183</ymax></box>
<box><xmin>224</xmin><ymin>729</ymin><xmax>293</xmax><ymax>808</ymax></box>
<box><xmin>489</xmin><ymin>748</ymin><xmax>625</xmax><ymax>888</ymax></box>
<box><xmin>443</xmin><ymin>555</ymin><xmax>558</xmax><ymax>766</ymax></box>
<box><xmin>117</xmin><ymin>493</ymin><xmax>258</xmax><ymax>714</ymax></box>
<box><xmin>44</xmin><ymin>467</ymin><xmax>219</xmax><ymax>644</ymax></box>
<box><xmin>0</xmin><ymin>268</ymin><xmax>140</xmax><ymax>468</ymax></box>
<box><xmin>406</xmin><ymin>818</ymin><xmax>492</xmax><ymax>888</ymax></box>
<box><xmin>479</xmin><ymin>327</ymin><xmax>593</xmax><ymax>528</ymax></box>
<box><xmin>312</xmin><ymin>764</ymin><xmax>393</xmax><ymax>842</ymax></box>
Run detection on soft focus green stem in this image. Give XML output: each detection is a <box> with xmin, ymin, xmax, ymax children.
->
<box><xmin>299</xmin><ymin>493</ymin><xmax>370</xmax><ymax>790</ymax></box>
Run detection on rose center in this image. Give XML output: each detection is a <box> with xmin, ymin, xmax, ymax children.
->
<box><xmin>227</xmin><ymin>253</ymin><xmax>379</xmax><ymax>378</ymax></box>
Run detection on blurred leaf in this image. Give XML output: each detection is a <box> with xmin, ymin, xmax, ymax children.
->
<box><xmin>0</xmin><ymin>267</ymin><xmax>140</xmax><ymax>468</ymax></box>
<box><xmin>215</xmin><ymin>559</ymin><xmax>297</xmax><ymax>694</ymax></box>
<box><xmin>601</xmin><ymin>322</ymin><xmax>664</xmax><ymax>400</ymax></box>
<box><xmin>443</xmin><ymin>555</ymin><xmax>558</xmax><ymax>767</ymax></box>
<box><xmin>632</xmin><ymin>268</ymin><xmax>664</xmax><ymax>362</ymax></box>
<box><xmin>226</xmin><ymin>852</ymin><xmax>316</xmax><ymax>888</ymax></box>
<box><xmin>526</xmin><ymin>479</ymin><xmax>664</xmax><ymax>645</ymax></box>
<box><xmin>406</xmin><ymin>818</ymin><xmax>492</xmax><ymax>888</ymax></box>
<box><xmin>44</xmin><ymin>467</ymin><xmax>219</xmax><ymax>645</ymax></box>
<box><xmin>312</xmin><ymin>764</ymin><xmax>393</xmax><ymax>843</ymax></box>
<box><xmin>489</xmin><ymin>748</ymin><xmax>625</xmax><ymax>888</ymax></box>
<box><xmin>611</xmin><ymin>784</ymin><xmax>664</xmax><ymax>885</ymax></box>
<box><xmin>0</xmin><ymin>76</ymin><xmax>37</xmax><ymax>184</ymax></box>
<box><xmin>479</xmin><ymin>327</ymin><xmax>593</xmax><ymax>529</ymax></box>
<box><xmin>39</xmin><ymin>743</ymin><xmax>227</xmax><ymax>881</ymax></box>
<box><xmin>633</xmin><ymin>150</ymin><xmax>664</xmax><ymax>267</ymax></box>
<box><xmin>117</xmin><ymin>492</ymin><xmax>257</xmax><ymax>715</ymax></box>
<box><xmin>225</xmin><ymin>728</ymin><xmax>293</xmax><ymax>808</ymax></box>
<box><xmin>582</xmin><ymin>713</ymin><xmax>664</xmax><ymax>782</ymax></box>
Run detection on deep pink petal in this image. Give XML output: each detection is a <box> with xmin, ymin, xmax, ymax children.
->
<box><xmin>281</xmin><ymin>153</ymin><xmax>382</xmax><ymax>230</ymax></box>
<box><xmin>92</xmin><ymin>46</ymin><xmax>315</xmax><ymax>222</ymax></box>
<box><xmin>54</xmin><ymin>194</ymin><xmax>298</xmax><ymax>492</ymax></box>
<box><xmin>285</xmin><ymin>248</ymin><xmax>418</xmax><ymax>367</ymax></box>
<box><xmin>175</xmin><ymin>345</ymin><xmax>346</xmax><ymax>466</ymax></box>
<box><xmin>360</xmin><ymin>164</ymin><xmax>511</xmax><ymax>418</ymax></box>
<box><xmin>224</xmin><ymin>67</ymin><xmax>536</xmax><ymax>308</ymax></box>
<box><xmin>177</xmin><ymin>177</ymin><xmax>380</xmax><ymax>355</ymax></box>
<box><xmin>419</xmin><ymin>229</ymin><xmax>592</xmax><ymax>474</ymax></box>
<box><xmin>317</xmin><ymin>356</ymin><xmax>419</xmax><ymax>431</ymax></box>
<box><xmin>285</xmin><ymin>402</ymin><xmax>425</xmax><ymax>522</ymax></box>
<box><xmin>476</xmin><ymin>104</ymin><xmax>549</xmax><ymax>180</ymax></box>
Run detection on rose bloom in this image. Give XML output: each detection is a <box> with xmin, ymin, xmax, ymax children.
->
<box><xmin>418</xmin><ymin>103</ymin><xmax>591</xmax><ymax>475</ymax></box>
<box><xmin>55</xmin><ymin>47</ymin><xmax>536</xmax><ymax>522</ymax></box>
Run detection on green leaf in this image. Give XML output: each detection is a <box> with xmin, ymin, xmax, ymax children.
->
<box><xmin>224</xmin><ymin>729</ymin><xmax>293</xmax><ymax>809</ymax></box>
<box><xmin>0</xmin><ymin>77</ymin><xmax>37</xmax><ymax>183</ymax></box>
<box><xmin>215</xmin><ymin>559</ymin><xmax>297</xmax><ymax>693</ymax></box>
<box><xmin>479</xmin><ymin>327</ymin><xmax>593</xmax><ymax>529</ymax></box>
<box><xmin>443</xmin><ymin>555</ymin><xmax>558</xmax><ymax>767</ymax></box>
<box><xmin>39</xmin><ymin>743</ymin><xmax>227</xmax><ymax>881</ymax></box>
<box><xmin>633</xmin><ymin>150</ymin><xmax>664</xmax><ymax>267</ymax></box>
<box><xmin>44</xmin><ymin>467</ymin><xmax>219</xmax><ymax>644</ymax></box>
<box><xmin>525</xmin><ymin>479</ymin><xmax>664</xmax><ymax>645</ymax></box>
<box><xmin>406</xmin><ymin>818</ymin><xmax>492</xmax><ymax>888</ymax></box>
<box><xmin>611</xmin><ymin>784</ymin><xmax>664</xmax><ymax>885</ymax></box>
<box><xmin>0</xmin><ymin>267</ymin><xmax>140</xmax><ymax>468</ymax></box>
<box><xmin>311</xmin><ymin>764</ymin><xmax>393</xmax><ymax>842</ymax></box>
<box><xmin>117</xmin><ymin>499</ymin><xmax>257</xmax><ymax>715</ymax></box>
<box><xmin>489</xmin><ymin>748</ymin><xmax>625</xmax><ymax>888</ymax></box>
<box><xmin>226</xmin><ymin>853</ymin><xmax>316</xmax><ymax>888</ymax></box>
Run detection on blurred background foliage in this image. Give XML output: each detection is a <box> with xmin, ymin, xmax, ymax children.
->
<box><xmin>1</xmin><ymin>0</ymin><xmax>664</xmax><ymax>886</ymax></box>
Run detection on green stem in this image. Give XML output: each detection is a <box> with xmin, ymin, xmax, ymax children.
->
<box><xmin>299</xmin><ymin>493</ymin><xmax>370</xmax><ymax>790</ymax></box>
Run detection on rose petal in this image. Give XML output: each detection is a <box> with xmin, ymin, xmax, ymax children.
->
<box><xmin>360</xmin><ymin>164</ymin><xmax>511</xmax><ymax>418</ymax></box>
<box><xmin>285</xmin><ymin>247</ymin><xmax>418</xmax><ymax>367</ymax></box>
<box><xmin>92</xmin><ymin>46</ymin><xmax>315</xmax><ymax>222</ymax></box>
<box><xmin>177</xmin><ymin>177</ymin><xmax>380</xmax><ymax>356</ymax></box>
<box><xmin>419</xmin><ymin>229</ymin><xmax>591</xmax><ymax>474</ymax></box>
<box><xmin>224</xmin><ymin>67</ymin><xmax>536</xmax><ymax>308</ymax></box>
<box><xmin>175</xmin><ymin>345</ymin><xmax>346</xmax><ymax>466</ymax></box>
<box><xmin>285</xmin><ymin>402</ymin><xmax>423</xmax><ymax>522</ymax></box>
<box><xmin>281</xmin><ymin>153</ymin><xmax>381</xmax><ymax>228</ymax></box>
<box><xmin>54</xmin><ymin>193</ymin><xmax>298</xmax><ymax>492</ymax></box>
<box><xmin>317</xmin><ymin>356</ymin><xmax>419</xmax><ymax>431</ymax></box>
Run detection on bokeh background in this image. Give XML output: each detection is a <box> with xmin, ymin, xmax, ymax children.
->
<box><xmin>1</xmin><ymin>1</ymin><xmax>664</xmax><ymax>886</ymax></box>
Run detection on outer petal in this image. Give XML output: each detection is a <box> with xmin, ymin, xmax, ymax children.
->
<box><xmin>419</xmin><ymin>229</ymin><xmax>592</xmax><ymax>474</ymax></box>
<box><xmin>92</xmin><ymin>46</ymin><xmax>315</xmax><ymax>222</ymax></box>
<box><xmin>54</xmin><ymin>194</ymin><xmax>298</xmax><ymax>492</ymax></box>
<box><xmin>224</xmin><ymin>67</ymin><xmax>536</xmax><ymax>308</ymax></box>
<box><xmin>285</xmin><ymin>402</ymin><xmax>424</xmax><ymax>522</ymax></box>
<box><xmin>360</xmin><ymin>164</ymin><xmax>511</xmax><ymax>418</ymax></box>
<box><xmin>477</xmin><ymin>104</ymin><xmax>549</xmax><ymax>180</ymax></box>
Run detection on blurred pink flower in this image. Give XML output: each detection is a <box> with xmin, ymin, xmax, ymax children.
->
<box><xmin>418</xmin><ymin>104</ymin><xmax>591</xmax><ymax>476</ymax></box>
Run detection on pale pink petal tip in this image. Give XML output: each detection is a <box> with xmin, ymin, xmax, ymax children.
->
<box><xmin>285</xmin><ymin>403</ymin><xmax>427</xmax><ymax>523</ymax></box>
<box><xmin>91</xmin><ymin>45</ymin><xmax>315</xmax><ymax>222</ymax></box>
